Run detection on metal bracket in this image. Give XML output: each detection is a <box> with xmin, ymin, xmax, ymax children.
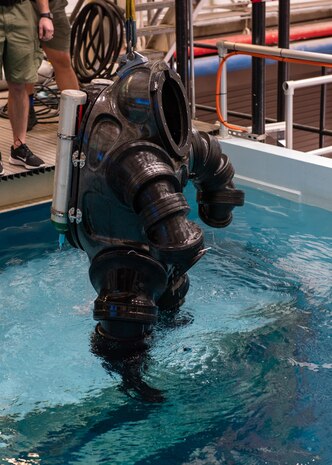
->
<box><xmin>72</xmin><ymin>150</ymin><xmax>86</xmax><ymax>168</ymax></box>
<box><xmin>57</xmin><ymin>132</ymin><xmax>76</xmax><ymax>141</ymax></box>
<box><xmin>228</xmin><ymin>129</ymin><xmax>266</xmax><ymax>142</ymax></box>
<box><xmin>117</xmin><ymin>51</ymin><xmax>148</xmax><ymax>77</ymax></box>
<box><xmin>68</xmin><ymin>207</ymin><xmax>82</xmax><ymax>224</ymax></box>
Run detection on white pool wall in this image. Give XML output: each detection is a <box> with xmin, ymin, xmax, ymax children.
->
<box><xmin>220</xmin><ymin>137</ymin><xmax>332</xmax><ymax>211</ymax></box>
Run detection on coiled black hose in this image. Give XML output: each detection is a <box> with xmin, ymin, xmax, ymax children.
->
<box><xmin>71</xmin><ymin>0</ymin><xmax>125</xmax><ymax>83</ymax></box>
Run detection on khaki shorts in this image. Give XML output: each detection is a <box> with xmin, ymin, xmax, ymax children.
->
<box><xmin>0</xmin><ymin>1</ymin><xmax>43</xmax><ymax>83</ymax></box>
<box><xmin>31</xmin><ymin>0</ymin><xmax>71</xmax><ymax>52</ymax></box>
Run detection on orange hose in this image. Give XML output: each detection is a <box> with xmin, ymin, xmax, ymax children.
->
<box><xmin>216</xmin><ymin>50</ymin><xmax>332</xmax><ymax>133</ymax></box>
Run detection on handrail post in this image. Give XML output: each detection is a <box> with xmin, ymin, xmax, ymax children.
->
<box><xmin>283</xmin><ymin>82</ymin><xmax>294</xmax><ymax>149</ymax></box>
<box><xmin>319</xmin><ymin>67</ymin><xmax>327</xmax><ymax>148</ymax></box>
<box><xmin>216</xmin><ymin>41</ymin><xmax>332</xmax><ymax>148</ymax></box>
<box><xmin>218</xmin><ymin>43</ymin><xmax>229</xmax><ymax>138</ymax></box>
<box><xmin>283</xmin><ymin>74</ymin><xmax>332</xmax><ymax>150</ymax></box>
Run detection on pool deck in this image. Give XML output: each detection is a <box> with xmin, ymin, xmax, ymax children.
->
<box><xmin>0</xmin><ymin>108</ymin><xmax>57</xmax><ymax>212</ymax></box>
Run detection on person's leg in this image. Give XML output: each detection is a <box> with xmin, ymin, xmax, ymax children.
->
<box><xmin>5</xmin><ymin>0</ymin><xmax>42</xmax><ymax>134</ymax></box>
<box><xmin>40</xmin><ymin>0</ymin><xmax>79</xmax><ymax>91</ymax></box>
<box><xmin>25</xmin><ymin>47</ymin><xmax>79</xmax><ymax>131</ymax></box>
<box><xmin>8</xmin><ymin>82</ymin><xmax>45</xmax><ymax>169</ymax></box>
<box><xmin>4</xmin><ymin>2</ymin><xmax>44</xmax><ymax>168</ymax></box>
<box><xmin>42</xmin><ymin>45</ymin><xmax>79</xmax><ymax>90</ymax></box>
<box><xmin>7</xmin><ymin>81</ymin><xmax>29</xmax><ymax>147</ymax></box>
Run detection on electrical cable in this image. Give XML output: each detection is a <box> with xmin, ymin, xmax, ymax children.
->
<box><xmin>70</xmin><ymin>0</ymin><xmax>125</xmax><ymax>83</ymax></box>
<box><xmin>33</xmin><ymin>81</ymin><xmax>60</xmax><ymax>123</ymax></box>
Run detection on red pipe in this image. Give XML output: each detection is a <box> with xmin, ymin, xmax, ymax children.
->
<box><xmin>194</xmin><ymin>21</ymin><xmax>332</xmax><ymax>57</ymax></box>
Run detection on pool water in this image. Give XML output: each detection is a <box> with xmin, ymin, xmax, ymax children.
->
<box><xmin>0</xmin><ymin>186</ymin><xmax>331</xmax><ymax>465</ymax></box>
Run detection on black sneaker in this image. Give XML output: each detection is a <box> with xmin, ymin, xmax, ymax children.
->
<box><xmin>9</xmin><ymin>144</ymin><xmax>45</xmax><ymax>169</ymax></box>
<box><xmin>27</xmin><ymin>106</ymin><xmax>38</xmax><ymax>132</ymax></box>
<box><xmin>0</xmin><ymin>153</ymin><xmax>4</xmax><ymax>176</ymax></box>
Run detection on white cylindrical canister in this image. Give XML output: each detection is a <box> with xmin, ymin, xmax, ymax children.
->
<box><xmin>51</xmin><ymin>89</ymin><xmax>87</xmax><ymax>232</ymax></box>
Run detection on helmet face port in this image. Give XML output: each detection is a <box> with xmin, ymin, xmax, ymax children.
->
<box><xmin>151</xmin><ymin>68</ymin><xmax>192</xmax><ymax>158</ymax></box>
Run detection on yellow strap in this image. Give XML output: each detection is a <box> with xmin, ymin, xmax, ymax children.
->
<box><xmin>126</xmin><ymin>0</ymin><xmax>136</xmax><ymax>20</ymax></box>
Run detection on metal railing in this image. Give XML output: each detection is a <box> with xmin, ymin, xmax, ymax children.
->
<box><xmin>283</xmin><ymin>74</ymin><xmax>332</xmax><ymax>150</ymax></box>
<box><xmin>214</xmin><ymin>41</ymin><xmax>332</xmax><ymax>153</ymax></box>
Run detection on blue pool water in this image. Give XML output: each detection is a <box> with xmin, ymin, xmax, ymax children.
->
<box><xmin>0</xmin><ymin>185</ymin><xmax>331</xmax><ymax>465</ymax></box>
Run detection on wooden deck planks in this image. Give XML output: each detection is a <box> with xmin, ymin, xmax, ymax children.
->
<box><xmin>0</xmin><ymin>92</ymin><xmax>57</xmax><ymax>211</ymax></box>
